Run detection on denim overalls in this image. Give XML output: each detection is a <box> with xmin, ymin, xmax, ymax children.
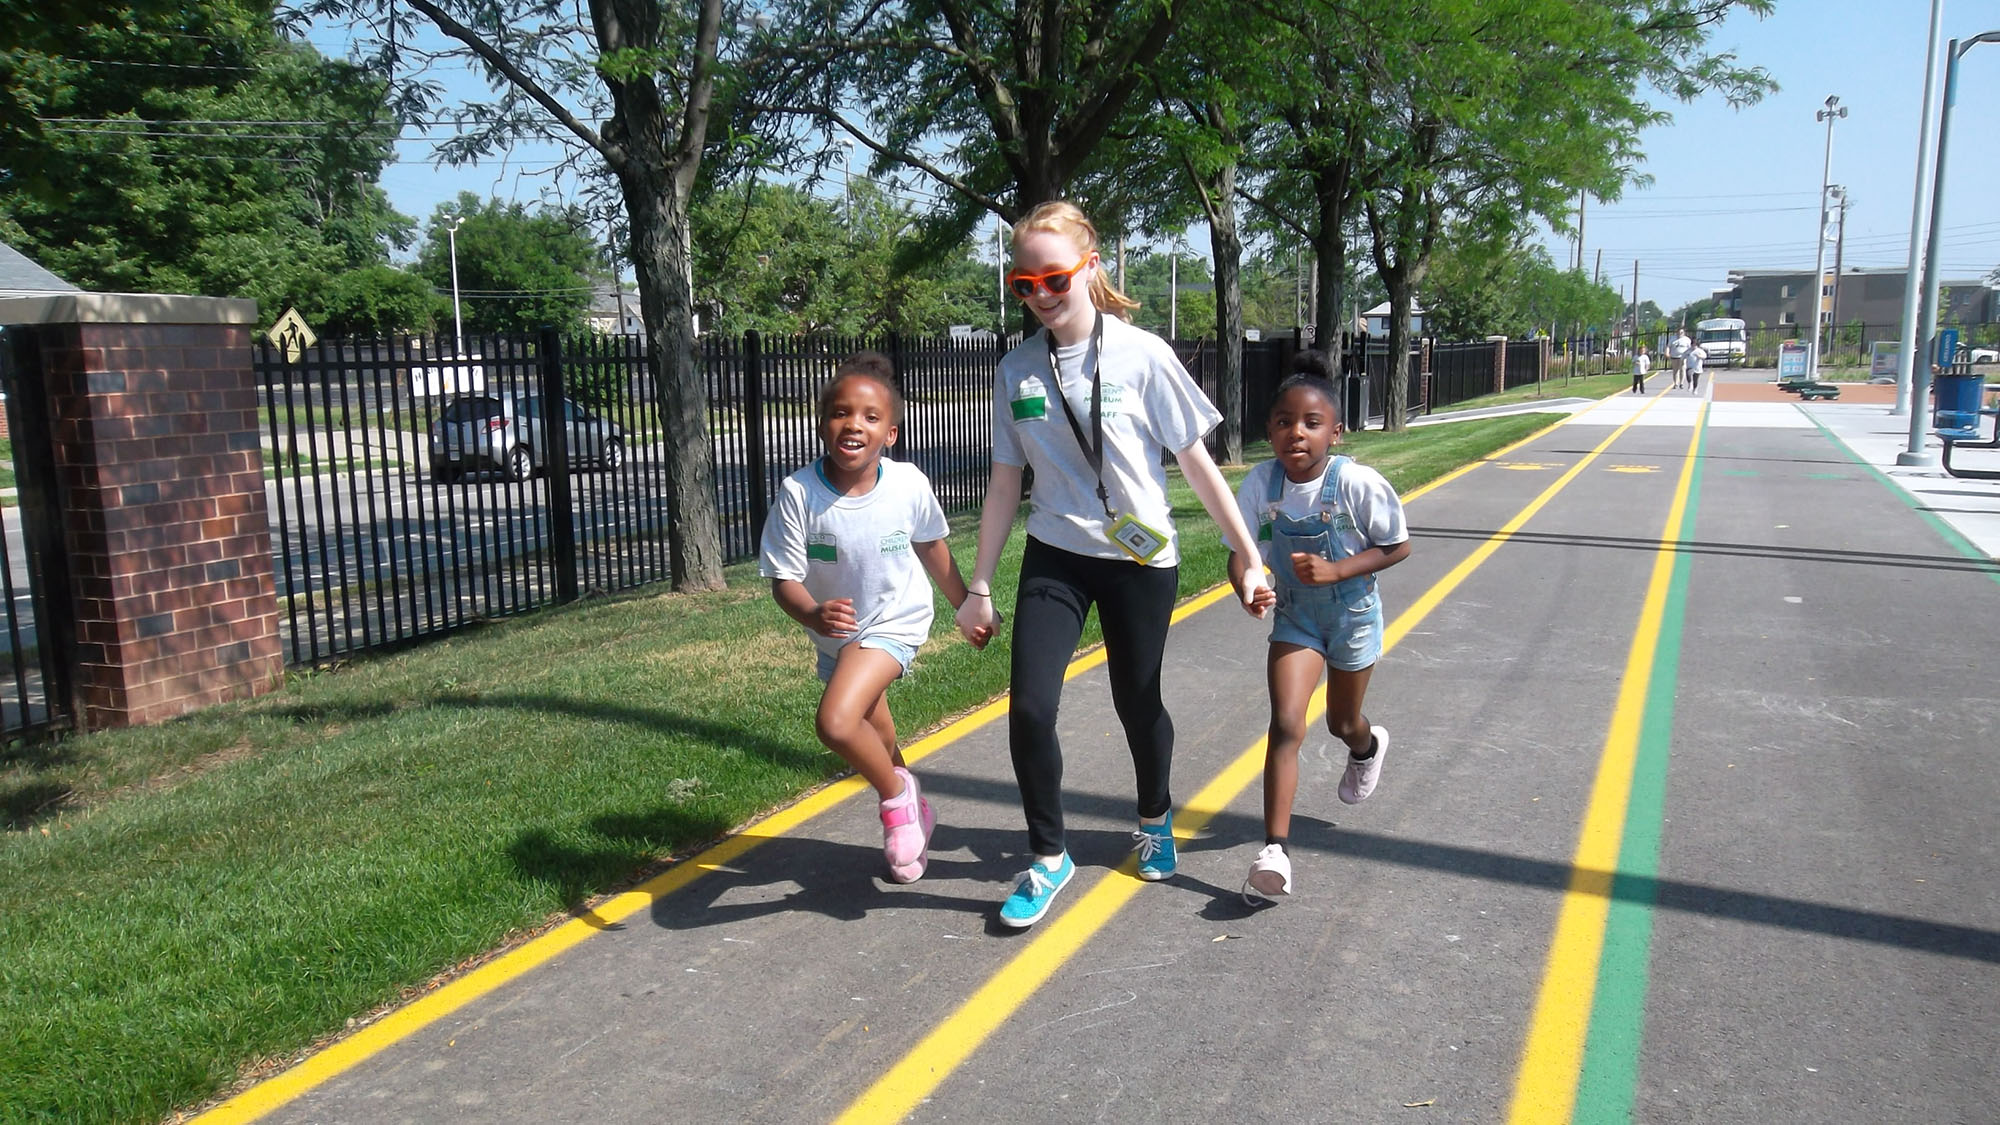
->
<box><xmin>1264</xmin><ymin>456</ymin><xmax>1384</xmax><ymax>672</ymax></box>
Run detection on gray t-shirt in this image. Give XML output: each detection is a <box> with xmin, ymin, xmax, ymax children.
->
<box><xmin>758</xmin><ymin>458</ymin><xmax>951</xmax><ymax>661</ymax></box>
<box><xmin>991</xmin><ymin>315</ymin><xmax>1222</xmax><ymax>566</ymax></box>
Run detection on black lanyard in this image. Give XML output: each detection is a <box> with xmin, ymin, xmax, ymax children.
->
<box><xmin>1044</xmin><ymin>313</ymin><xmax>1114</xmax><ymax>518</ymax></box>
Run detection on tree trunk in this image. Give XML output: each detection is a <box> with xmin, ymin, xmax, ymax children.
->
<box><xmin>1208</xmin><ymin>167</ymin><xmax>1245</xmax><ymax>464</ymax></box>
<box><xmin>1311</xmin><ymin>168</ymin><xmax>1350</xmax><ymax>372</ymax></box>
<box><xmin>620</xmin><ymin>172</ymin><xmax>725</xmax><ymax>591</ymax></box>
<box><xmin>1382</xmin><ymin>271</ymin><xmax>1413</xmax><ymax>431</ymax></box>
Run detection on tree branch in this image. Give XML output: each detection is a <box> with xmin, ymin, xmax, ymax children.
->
<box><xmin>402</xmin><ymin>0</ymin><xmax>617</xmax><ymax>167</ymax></box>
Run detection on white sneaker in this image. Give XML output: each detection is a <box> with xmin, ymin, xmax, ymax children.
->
<box><xmin>1242</xmin><ymin>843</ymin><xmax>1293</xmax><ymax>904</ymax></box>
<box><xmin>1338</xmin><ymin>727</ymin><xmax>1388</xmax><ymax>804</ymax></box>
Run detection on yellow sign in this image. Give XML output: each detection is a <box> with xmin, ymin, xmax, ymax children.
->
<box><xmin>267</xmin><ymin>307</ymin><xmax>318</xmax><ymax>363</ymax></box>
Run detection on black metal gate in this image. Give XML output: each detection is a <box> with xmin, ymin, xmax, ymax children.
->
<box><xmin>0</xmin><ymin>327</ymin><xmax>76</xmax><ymax>741</ymax></box>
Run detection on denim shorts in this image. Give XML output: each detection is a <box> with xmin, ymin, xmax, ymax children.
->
<box><xmin>1269</xmin><ymin>584</ymin><xmax>1383</xmax><ymax>672</ymax></box>
<box><xmin>816</xmin><ymin>636</ymin><xmax>918</xmax><ymax>683</ymax></box>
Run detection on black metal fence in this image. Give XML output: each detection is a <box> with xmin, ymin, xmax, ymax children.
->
<box><xmin>255</xmin><ymin>329</ymin><xmax>1005</xmax><ymax>666</ymax></box>
<box><xmin>0</xmin><ymin>328</ymin><xmax>75</xmax><ymax>742</ymax></box>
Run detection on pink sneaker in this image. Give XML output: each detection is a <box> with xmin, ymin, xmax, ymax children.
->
<box><xmin>880</xmin><ymin>768</ymin><xmax>935</xmax><ymax>883</ymax></box>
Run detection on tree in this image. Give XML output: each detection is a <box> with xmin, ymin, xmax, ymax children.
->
<box><xmin>301</xmin><ymin>0</ymin><xmax>778</xmax><ymax>591</ymax></box>
<box><xmin>312</xmin><ymin>266</ymin><xmax>445</xmax><ymax>337</ymax></box>
<box><xmin>414</xmin><ymin>194</ymin><xmax>607</xmax><ymax>336</ymax></box>
<box><xmin>1361</xmin><ymin>0</ymin><xmax>1776</xmax><ymax>428</ymax></box>
<box><xmin>692</xmin><ymin>181</ymin><xmax>993</xmax><ymax>336</ymax></box>
<box><xmin>0</xmin><ymin>0</ymin><xmax>411</xmax><ymax>319</ymax></box>
<box><xmin>791</xmin><ymin>0</ymin><xmax>1187</xmax><ymax>241</ymax></box>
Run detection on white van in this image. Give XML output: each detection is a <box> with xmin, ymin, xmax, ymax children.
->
<box><xmin>1695</xmin><ymin>318</ymin><xmax>1747</xmax><ymax>367</ymax></box>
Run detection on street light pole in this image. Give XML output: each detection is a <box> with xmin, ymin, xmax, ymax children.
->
<box><xmin>1901</xmin><ymin>30</ymin><xmax>2000</xmax><ymax>465</ymax></box>
<box><xmin>1807</xmin><ymin>95</ymin><xmax>1845</xmax><ymax>381</ymax></box>
<box><xmin>1894</xmin><ymin>0</ymin><xmax>1948</xmax><ymax>419</ymax></box>
<box><xmin>443</xmin><ymin>213</ymin><xmax>465</xmax><ymax>359</ymax></box>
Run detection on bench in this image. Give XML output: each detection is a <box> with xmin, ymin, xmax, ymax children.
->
<box><xmin>1796</xmin><ymin>382</ymin><xmax>1841</xmax><ymax>400</ymax></box>
<box><xmin>1937</xmin><ymin>386</ymin><xmax>2000</xmax><ymax>480</ymax></box>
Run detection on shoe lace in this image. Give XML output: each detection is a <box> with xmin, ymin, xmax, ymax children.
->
<box><xmin>1131</xmin><ymin>828</ymin><xmax>1165</xmax><ymax>862</ymax></box>
<box><xmin>1015</xmin><ymin>866</ymin><xmax>1054</xmax><ymax>898</ymax></box>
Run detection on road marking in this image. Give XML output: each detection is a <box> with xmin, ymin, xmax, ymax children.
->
<box><xmin>1506</xmin><ymin>403</ymin><xmax>1708</xmax><ymax>1123</ymax></box>
<box><xmin>187</xmin><ymin>405</ymin><xmax>1596</xmax><ymax>1124</ymax></box>
<box><xmin>1606</xmin><ymin>464</ymin><xmax>1659</xmax><ymax>474</ymax></box>
<box><xmin>837</xmin><ymin>399</ymin><xmax>1665</xmax><ymax>1123</ymax></box>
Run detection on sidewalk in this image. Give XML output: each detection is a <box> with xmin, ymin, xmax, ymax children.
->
<box><xmin>1707</xmin><ymin>368</ymin><xmax>2000</xmax><ymax>558</ymax></box>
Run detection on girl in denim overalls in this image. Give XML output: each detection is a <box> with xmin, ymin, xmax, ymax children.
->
<box><xmin>1229</xmin><ymin>356</ymin><xmax>1410</xmax><ymax>901</ymax></box>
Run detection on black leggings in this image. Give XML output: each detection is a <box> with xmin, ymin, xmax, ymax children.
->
<box><xmin>1010</xmin><ymin>537</ymin><xmax>1180</xmax><ymax>856</ymax></box>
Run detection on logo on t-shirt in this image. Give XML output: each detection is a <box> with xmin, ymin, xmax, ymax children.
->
<box><xmin>806</xmin><ymin>534</ymin><xmax>838</xmax><ymax>564</ymax></box>
<box><xmin>1011</xmin><ymin>376</ymin><xmax>1048</xmax><ymax>421</ymax></box>
<box><xmin>878</xmin><ymin>530</ymin><xmax>911</xmax><ymax>555</ymax></box>
<box><xmin>1100</xmin><ymin>380</ymin><xmax>1127</xmax><ymax>414</ymax></box>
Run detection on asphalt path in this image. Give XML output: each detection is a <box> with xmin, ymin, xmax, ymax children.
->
<box><xmin>185</xmin><ymin>389</ymin><xmax>2000</xmax><ymax>1123</ymax></box>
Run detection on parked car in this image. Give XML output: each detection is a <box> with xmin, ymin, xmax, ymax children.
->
<box><xmin>1970</xmin><ymin>347</ymin><xmax>1998</xmax><ymax>365</ymax></box>
<box><xmin>428</xmin><ymin>394</ymin><xmax>624</xmax><ymax>482</ymax></box>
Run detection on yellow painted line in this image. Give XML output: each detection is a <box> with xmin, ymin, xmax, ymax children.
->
<box><xmin>1505</xmin><ymin>404</ymin><xmax>1708</xmax><ymax>1123</ymax></box>
<box><xmin>835</xmin><ymin>399</ymin><xmax>1662</xmax><ymax>1122</ymax></box>
<box><xmin>191</xmin><ymin>402</ymin><xmax>1598</xmax><ymax>1124</ymax></box>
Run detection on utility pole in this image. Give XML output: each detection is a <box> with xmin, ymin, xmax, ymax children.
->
<box><xmin>1593</xmin><ymin>248</ymin><xmax>1603</xmax><ymax>287</ymax></box>
<box><xmin>1630</xmin><ymin>260</ymin><xmax>1640</xmax><ymax>342</ymax></box>
<box><xmin>1829</xmin><ymin>189</ymin><xmax>1849</xmax><ymax>360</ymax></box>
<box><xmin>1575</xmin><ymin>191</ymin><xmax>1586</xmax><ymax>272</ymax></box>
<box><xmin>1809</xmin><ymin>94</ymin><xmax>1847</xmax><ymax>379</ymax></box>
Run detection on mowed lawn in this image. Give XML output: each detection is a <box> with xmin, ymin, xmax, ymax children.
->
<box><xmin>0</xmin><ymin>412</ymin><xmax>1559</xmax><ymax>1124</ymax></box>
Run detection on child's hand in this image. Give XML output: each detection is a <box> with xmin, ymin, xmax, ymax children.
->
<box><xmin>1238</xmin><ymin>563</ymin><xmax>1274</xmax><ymax>619</ymax></box>
<box><xmin>956</xmin><ymin>595</ymin><xmax>996</xmax><ymax>647</ymax></box>
<box><xmin>810</xmin><ymin>597</ymin><xmax>858</xmax><ymax>638</ymax></box>
<box><xmin>1289</xmin><ymin>552</ymin><xmax>1343</xmax><ymax>586</ymax></box>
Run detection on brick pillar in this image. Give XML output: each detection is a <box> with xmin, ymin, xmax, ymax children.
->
<box><xmin>1492</xmin><ymin>335</ymin><xmax>1508</xmax><ymax>394</ymax></box>
<box><xmin>0</xmin><ymin>293</ymin><xmax>280</xmax><ymax>729</ymax></box>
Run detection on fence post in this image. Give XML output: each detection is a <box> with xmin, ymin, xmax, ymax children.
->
<box><xmin>744</xmin><ymin>330</ymin><xmax>767</xmax><ymax>537</ymax></box>
<box><xmin>0</xmin><ymin>292</ymin><xmax>280</xmax><ymax>729</ymax></box>
<box><xmin>1492</xmin><ymin>336</ymin><xmax>1508</xmax><ymax>395</ymax></box>
<box><xmin>537</xmin><ymin>327</ymin><xmax>578</xmax><ymax>604</ymax></box>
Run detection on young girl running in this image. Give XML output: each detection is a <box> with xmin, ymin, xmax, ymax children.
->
<box><xmin>955</xmin><ymin>201</ymin><xmax>1268</xmax><ymax>929</ymax></box>
<box><xmin>1229</xmin><ymin>351</ymin><xmax>1410</xmax><ymax>902</ymax></box>
<box><xmin>760</xmin><ymin>352</ymin><xmax>986</xmax><ymax>884</ymax></box>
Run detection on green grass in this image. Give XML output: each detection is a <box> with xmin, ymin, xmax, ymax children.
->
<box><xmin>1436</xmin><ymin>369</ymin><xmax>1632</xmax><ymax>412</ymax></box>
<box><xmin>0</xmin><ymin>411</ymin><xmax>1556</xmax><ymax>1124</ymax></box>
<box><xmin>1</xmin><ymin>439</ymin><xmax>13</xmax><ymax>492</ymax></box>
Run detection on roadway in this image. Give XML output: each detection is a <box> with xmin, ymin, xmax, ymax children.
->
<box><xmin>190</xmin><ymin>380</ymin><xmax>2000</xmax><ymax>1123</ymax></box>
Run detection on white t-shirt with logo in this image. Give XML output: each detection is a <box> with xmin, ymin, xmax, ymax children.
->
<box><xmin>758</xmin><ymin>458</ymin><xmax>951</xmax><ymax>661</ymax></box>
<box><xmin>991</xmin><ymin>315</ymin><xmax>1222</xmax><ymax>567</ymax></box>
<box><xmin>1230</xmin><ymin>459</ymin><xmax>1409</xmax><ymax>570</ymax></box>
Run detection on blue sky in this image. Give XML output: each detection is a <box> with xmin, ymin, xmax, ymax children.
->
<box><xmin>317</xmin><ymin>2</ymin><xmax>2000</xmax><ymax>314</ymax></box>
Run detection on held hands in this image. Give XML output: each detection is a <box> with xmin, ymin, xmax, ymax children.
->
<box><xmin>1237</xmin><ymin>560</ymin><xmax>1276</xmax><ymax>619</ymax></box>
<box><xmin>809</xmin><ymin>597</ymin><xmax>858</xmax><ymax>639</ymax></box>
<box><xmin>1289</xmin><ymin>551</ymin><xmax>1346</xmax><ymax>587</ymax></box>
<box><xmin>955</xmin><ymin>594</ymin><xmax>998</xmax><ymax>650</ymax></box>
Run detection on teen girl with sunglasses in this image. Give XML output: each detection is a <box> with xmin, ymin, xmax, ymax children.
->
<box><xmin>955</xmin><ymin>201</ymin><xmax>1269</xmax><ymax>928</ymax></box>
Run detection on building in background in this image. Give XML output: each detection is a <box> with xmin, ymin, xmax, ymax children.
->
<box><xmin>1</xmin><ymin>239</ymin><xmax>80</xmax><ymax>298</ymax></box>
<box><xmin>1719</xmin><ymin>267</ymin><xmax>1997</xmax><ymax>352</ymax></box>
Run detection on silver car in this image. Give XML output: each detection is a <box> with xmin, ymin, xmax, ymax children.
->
<box><xmin>428</xmin><ymin>394</ymin><xmax>625</xmax><ymax>482</ymax></box>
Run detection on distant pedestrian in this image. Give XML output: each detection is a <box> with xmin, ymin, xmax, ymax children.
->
<box><xmin>1686</xmin><ymin>342</ymin><xmax>1706</xmax><ymax>393</ymax></box>
<box><xmin>1667</xmin><ymin>328</ymin><xmax>1692</xmax><ymax>390</ymax></box>
<box><xmin>953</xmin><ymin>200</ymin><xmax>1268</xmax><ymax>929</ymax></box>
<box><xmin>1631</xmin><ymin>345</ymin><xmax>1652</xmax><ymax>394</ymax></box>
<box><xmin>759</xmin><ymin>352</ymin><xmax>988</xmax><ymax>885</ymax></box>
<box><xmin>1230</xmin><ymin>350</ymin><xmax>1410</xmax><ymax>903</ymax></box>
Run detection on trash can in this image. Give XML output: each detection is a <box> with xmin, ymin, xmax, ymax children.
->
<box><xmin>1345</xmin><ymin>373</ymin><xmax>1368</xmax><ymax>431</ymax></box>
<box><xmin>1933</xmin><ymin>372</ymin><xmax>1985</xmax><ymax>435</ymax></box>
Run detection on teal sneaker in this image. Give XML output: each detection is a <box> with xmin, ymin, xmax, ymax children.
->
<box><xmin>998</xmin><ymin>854</ymin><xmax>1075</xmax><ymax>929</ymax></box>
<box><xmin>1133</xmin><ymin>812</ymin><xmax>1176</xmax><ymax>881</ymax></box>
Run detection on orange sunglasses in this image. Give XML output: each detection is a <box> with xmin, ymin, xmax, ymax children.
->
<box><xmin>1006</xmin><ymin>253</ymin><xmax>1094</xmax><ymax>299</ymax></box>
